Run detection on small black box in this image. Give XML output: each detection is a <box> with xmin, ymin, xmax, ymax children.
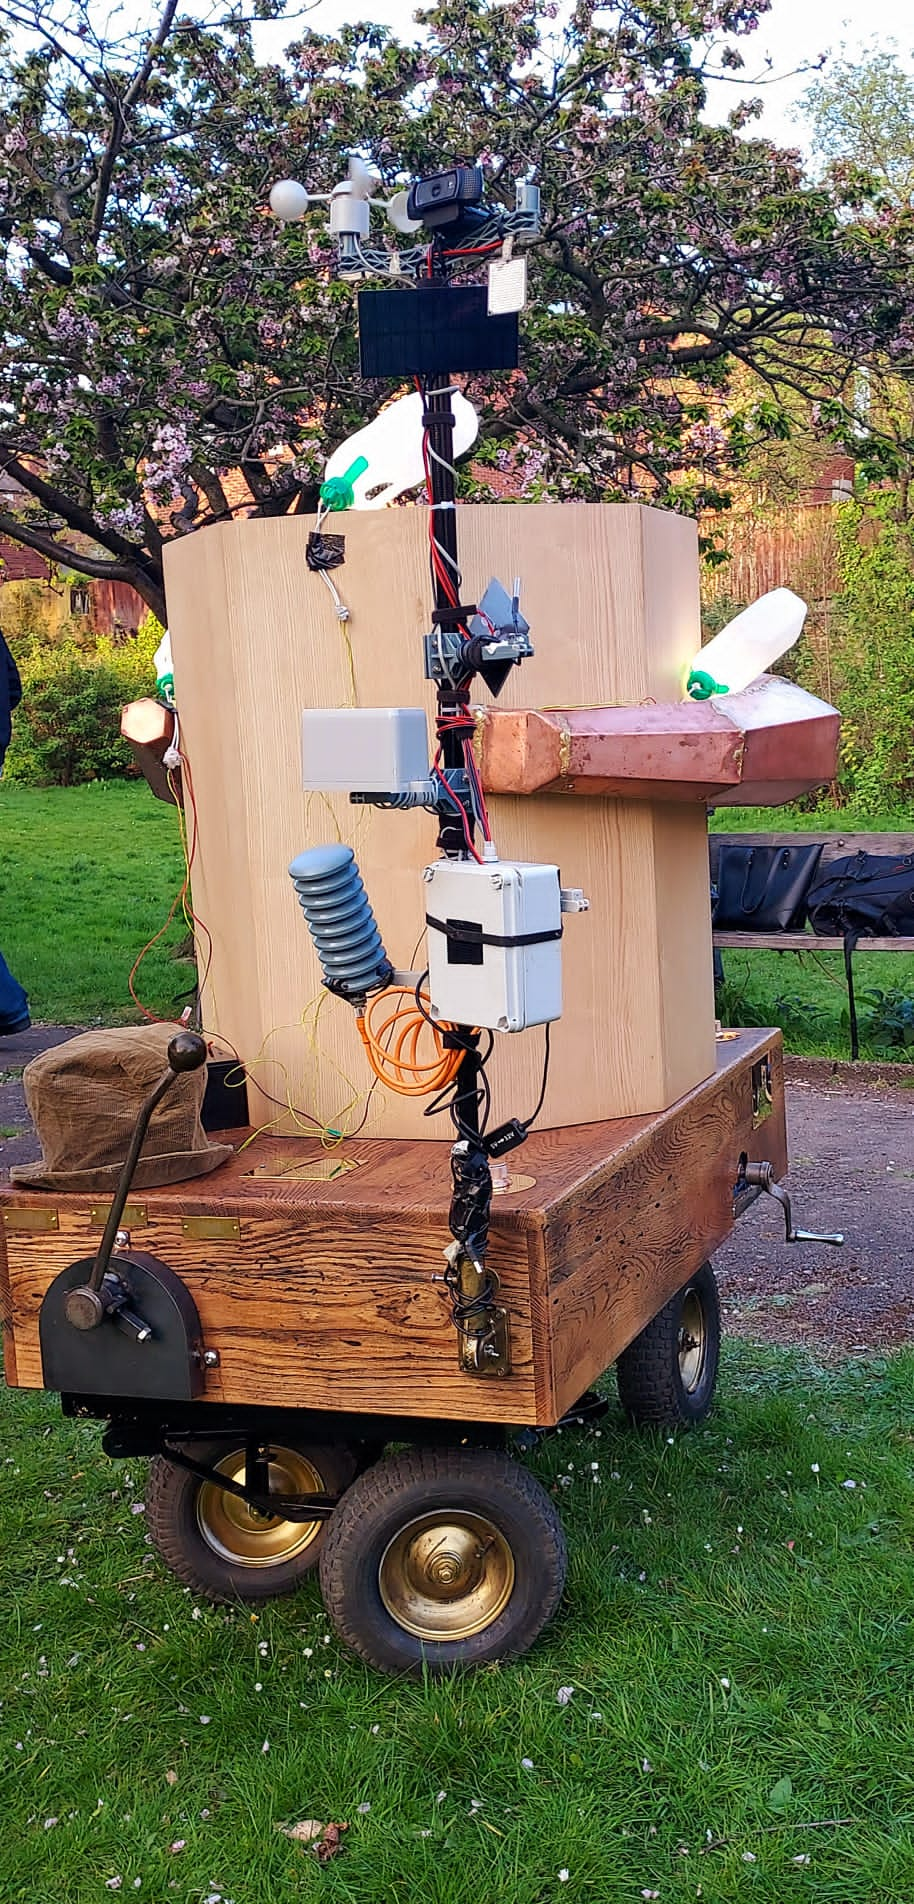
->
<box><xmin>202</xmin><ymin>1060</ymin><xmax>249</xmax><ymax>1132</ymax></box>
<box><xmin>358</xmin><ymin>286</ymin><xmax>519</xmax><ymax>378</ymax></box>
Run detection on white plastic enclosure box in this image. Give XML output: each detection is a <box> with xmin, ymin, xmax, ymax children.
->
<box><xmin>423</xmin><ymin>859</ymin><xmax>563</xmax><ymax>1033</ymax></box>
<box><xmin>302</xmin><ymin>706</ymin><xmax>430</xmax><ymax>794</ymax></box>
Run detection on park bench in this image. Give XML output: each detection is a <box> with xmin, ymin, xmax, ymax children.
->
<box><xmin>709</xmin><ymin>831</ymin><xmax>914</xmax><ymax>1059</ymax></box>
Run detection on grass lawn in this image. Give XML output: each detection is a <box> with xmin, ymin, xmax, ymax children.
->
<box><xmin>1</xmin><ymin>784</ymin><xmax>912</xmax><ymax>1057</ymax></box>
<box><xmin>710</xmin><ymin>804</ymin><xmax>914</xmax><ymax>1062</ymax></box>
<box><xmin>0</xmin><ymin>783</ymin><xmax>186</xmax><ymax>1023</ymax></box>
<box><xmin>3</xmin><ymin>1345</ymin><xmax>914</xmax><ymax>1902</ymax></box>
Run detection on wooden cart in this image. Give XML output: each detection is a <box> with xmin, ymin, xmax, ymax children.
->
<box><xmin>1</xmin><ymin>1027</ymin><xmax>807</xmax><ymax>1674</ymax></box>
<box><xmin>0</xmin><ymin>499</ymin><xmax>844</xmax><ymax>1672</ymax></box>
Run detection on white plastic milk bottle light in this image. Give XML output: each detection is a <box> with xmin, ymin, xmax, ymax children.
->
<box><xmin>321</xmin><ymin>390</ymin><xmax>479</xmax><ymax>511</ymax></box>
<box><xmin>686</xmin><ymin>588</ymin><xmax>808</xmax><ymax>700</ymax></box>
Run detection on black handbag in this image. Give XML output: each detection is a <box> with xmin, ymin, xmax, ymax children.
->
<box><xmin>712</xmin><ymin>842</ymin><xmax>823</xmax><ymax>932</ymax></box>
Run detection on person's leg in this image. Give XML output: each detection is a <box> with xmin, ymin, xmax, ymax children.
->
<box><xmin>0</xmin><ymin>946</ymin><xmax>29</xmax><ymax>1031</ymax></box>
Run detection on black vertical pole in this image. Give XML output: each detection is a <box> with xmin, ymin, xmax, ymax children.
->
<box><xmin>424</xmin><ymin>371</ymin><xmax>483</xmax><ymax>1148</ymax></box>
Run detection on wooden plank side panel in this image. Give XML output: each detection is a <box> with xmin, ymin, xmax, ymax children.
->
<box><xmin>0</xmin><ymin>1225</ymin><xmax>17</xmax><ymax>1387</ymax></box>
<box><xmin>546</xmin><ymin>1037</ymin><xmax>787</xmax><ymax>1421</ymax></box>
<box><xmin>3</xmin><ymin>1209</ymin><xmax>539</xmax><ymax>1423</ymax></box>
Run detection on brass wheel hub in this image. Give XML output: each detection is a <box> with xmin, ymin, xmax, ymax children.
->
<box><xmin>378</xmin><ymin>1510</ymin><xmax>515</xmax><ymax>1642</ymax></box>
<box><xmin>678</xmin><ymin>1286</ymin><xmax>707</xmax><ymax>1393</ymax></box>
<box><xmin>196</xmin><ymin>1446</ymin><xmax>324</xmax><ymax>1568</ymax></box>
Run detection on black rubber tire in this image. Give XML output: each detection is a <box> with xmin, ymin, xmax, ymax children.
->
<box><xmin>616</xmin><ymin>1260</ymin><xmax>721</xmax><ymax>1428</ymax></box>
<box><xmin>318</xmin><ymin>1446</ymin><xmax>567</xmax><ymax>1676</ymax></box>
<box><xmin>145</xmin><ymin>1439</ymin><xmax>358</xmax><ymax>1603</ymax></box>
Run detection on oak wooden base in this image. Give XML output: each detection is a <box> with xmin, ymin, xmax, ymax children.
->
<box><xmin>1</xmin><ymin>1031</ymin><xmax>785</xmax><ymax>1429</ymax></box>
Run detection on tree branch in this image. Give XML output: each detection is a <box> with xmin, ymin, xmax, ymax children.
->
<box><xmin>90</xmin><ymin>0</ymin><xmax>181</xmax><ymax>243</ymax></box>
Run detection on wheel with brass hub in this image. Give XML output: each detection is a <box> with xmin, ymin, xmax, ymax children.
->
<box><xmin>615</xmin><ymin>1260</ymin><xmax>720</xmax><ymax>1428</ymax></box>
<box><xmin>318</xmin><ymin>1447</ymin><xmax>566</xmax><ymax>1675</ymax></box>
<box><xmin>145</xmin><ymin>1439</ymin><xmax>358</xmax><ymax>1602</ymax></box>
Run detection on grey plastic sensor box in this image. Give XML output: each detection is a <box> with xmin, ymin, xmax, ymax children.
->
<box><xmin>301</xmin><ymin>706</ymin><xmax>430</xmax><ymax>794</ymax></box>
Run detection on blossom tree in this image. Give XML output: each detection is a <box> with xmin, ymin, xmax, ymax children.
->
<box><xmin>0</xmin><ymin>0</ymin><xmax>912</xmax><ymax>620</ymax></box>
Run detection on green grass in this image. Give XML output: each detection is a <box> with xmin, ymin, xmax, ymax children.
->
<box><xmin>710</xmin><ymin>801</ymin><xmax>914</xmax><ymax>1062</ymax></box>
<box><xmin>0</xmin><ymin>784</ymin><xmax>186</xmax><ymax>1023</ymax></box>
<box><xmin>1</xmin><ymin>785</ymin><xmax>912</xmax><ymax>1057</ymax></box>
<box><xmin>3</xmin><ymin>1346</ymin><xmax>914</xmax><ymax>1902</ymax></box>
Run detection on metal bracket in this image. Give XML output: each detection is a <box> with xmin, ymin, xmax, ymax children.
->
<box><xmin>751</xmin><ymin>1054</ymin><xmax>773</xmax><ymax>1127</ymax></box>
<box><xmin>736</xmin><ymin>1158</ymin><xmax>844</xmax><ymax>1246</ymax></box>
<box><xmin>160</xmin><ymin>1440</ymin><xmax>340</xmax><ymax>1521</ymax></box>
<box><xmin>459</xmin><ymin>1304</ymin><xmax>511</xmax><ymax>1377</ymax></box>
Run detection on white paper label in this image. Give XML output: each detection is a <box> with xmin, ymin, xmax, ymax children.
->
<box><xmin>487</xmin><ymin>253</ymin><xmax>527</xmax><ymax>315</ymax></box>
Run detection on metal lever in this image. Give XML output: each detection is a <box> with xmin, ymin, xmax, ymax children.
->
<box><xmin>89</xmin><ymin>1031</ymin><xmax>208</xmax><ymax>1294</ymax></box>
<box><xmin>738</xmin><ymin>1160</ymin><xmax>844</xmax><ymax>1247</ymax></box>
<box><xmin>63</xmin><ymin>1032</ymin><xmax>208</xmax><ymax>1336</ymax></box>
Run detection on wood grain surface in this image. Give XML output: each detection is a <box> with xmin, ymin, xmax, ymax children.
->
<box><xmin>1</xmin><ymin>1034</ymin><xmax>783</xmax><ymax>1426</ymax></box>
<box><xmin>162</xmin><ymin>504</ymin><xmax>715</xmax><ymax>1138</ymax></box>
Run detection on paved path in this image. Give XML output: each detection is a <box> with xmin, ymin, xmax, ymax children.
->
<box><xmin>2</xmin><ymin>1028</ymin><xmax>911</xmax><ymax>1354</ymax></box>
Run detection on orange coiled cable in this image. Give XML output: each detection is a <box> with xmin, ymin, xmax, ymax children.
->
<box><xmin>356</xmin><ymin>986</ymin><xmax>463</xmax><ymax>1097</ymax></box>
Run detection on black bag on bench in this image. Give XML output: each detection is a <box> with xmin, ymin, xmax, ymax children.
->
<box><xmin>806</xmin><ymin>852</ymin><xmax>914</xmax><ymax>940</ymax></box>
<box><xmin>712</xmin><ymin>841</ymin><xmax>823</xmax><ymax>931</ymax></box>
<box><xmin>805</xmin><ymin>851</ymin><xmax>914</xmax><ymax>1057</ymax></box>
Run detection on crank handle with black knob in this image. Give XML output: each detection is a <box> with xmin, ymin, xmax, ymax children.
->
<box><xmin>61</xmin><ymin>1030</ymin><xmax>208</xmax><ymax>1344</ymax></box>
<box><xmin>737</xmin><ymin>1159</ymin><xmax>844</xmax><ymax>1247</ymax></box>
<box><xmin>89</xmin><ymin>1031</ymin><xmax>208</xmax><ymax>1296</ymax></box>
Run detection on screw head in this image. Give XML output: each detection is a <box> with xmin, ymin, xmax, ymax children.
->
<box><xmin>203</xmin><ymin>1349</ymin><xmax>220</xmax><ymax>1368</ymax></box>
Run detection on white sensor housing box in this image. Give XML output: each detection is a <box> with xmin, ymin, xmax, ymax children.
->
<box><xmin>423</xmin><ymin>859</ymin><xmax>562</xmax><ymax>1033</ymax></box>
<box><xmin>302</xmin><ymin>707</ymin><xmax>430</xmax><ymax>793</ymax></box>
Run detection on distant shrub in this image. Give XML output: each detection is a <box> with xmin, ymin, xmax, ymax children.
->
<box><xmin>4</xmin><ymin>630</ymin><xmax>157</xmax><ymax>785</ymax></box>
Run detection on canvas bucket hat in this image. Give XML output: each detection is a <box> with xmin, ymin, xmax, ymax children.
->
<box><xmin>10</xmin><ymin>1023</ymin><xmax>234</xmax><ymax>1193</ymax></box>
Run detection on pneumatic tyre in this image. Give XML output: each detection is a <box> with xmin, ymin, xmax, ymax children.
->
<box><xmin>145</xmin><ymin>1439</ymin><xmax>358</xmax><ymax>1602</ymax></box>
<box><xmin>318</xmin><ymin>1446</ymin><xmax>567</xmax><ymax>1676</ymax></box>
<box><xmin>616</xmin><ymin>1260</ymin><xmax>721</xmax><ymax>1428</ymax></box>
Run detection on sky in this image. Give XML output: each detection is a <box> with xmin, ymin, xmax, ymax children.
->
<box><xmin>259</xmin><ymin>0</ymin><xmax>913</xmax><ymax>154</ymax></box>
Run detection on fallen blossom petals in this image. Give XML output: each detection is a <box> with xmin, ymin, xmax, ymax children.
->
<box><xmin>281</xmin><ymin>1819</ymin><xmax>348</xmax><ymax>1861</ymax></box>
<box><xmin>169</xmin><ymin>1841</ymin><xmax>186</xmax><ymax>1854</ymax></box>
<box><xmin>164</xmin><ymin>1771</ymin><xmax>178</xmax><ymax>1787</ymax></box>
<box><xmin>557</xmin><ymin>1686</ymin><xmax>574</xmax><ymax>1706</ymax></box>
<box><xmin>558</xmin><ymin>1870</ymin><xmax>570</xmax><ymax>1883</ymax></box>
<box><xmin>521</xmin><ymin>1757</ymin><xmax>534</xmax><ymax>1770</ymax></box>
<box><xmin>792</xmin><ymin>1853</ymin><xmax>811</xmax><ymax>1866</ymax></box>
